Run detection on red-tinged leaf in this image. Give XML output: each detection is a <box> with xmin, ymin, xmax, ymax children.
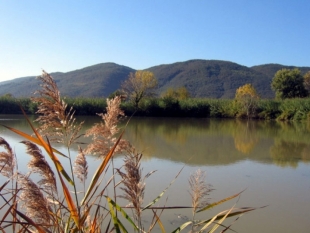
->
<box><xmin>45</xmin><ymin>139</ymin><xmax>80</xmax><ymax>229</ymax></box>
<box><xmin>1</xmin><ymin>124</ymin><xmax>67</xmax><ymax>157</ymax></box>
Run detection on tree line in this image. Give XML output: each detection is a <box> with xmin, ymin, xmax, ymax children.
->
<box><xmin>1</xmin><ymin>68</ymin><xmax>310</xmax><ymax>120</ymax></box>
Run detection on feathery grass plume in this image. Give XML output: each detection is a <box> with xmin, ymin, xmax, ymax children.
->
<box><xmin>74</xmin><ymin>146</ymin><xmax>88</xmax><ymax>184</ymax></box>
<box><xmin>32</xmin><ymin>70</ymin><xmax>84</xmax><ymax>146</ymax></box>
<box><xmin>118</xmin><ymin>151</ymin><xmax>145</xmax><ymax>229</ymax></box>
<box><xmin>0</xmin><ymin>137</ymin><xmax>15</xmax><ymax>178</ymax></box>
<box><xmin>85</xmin><ymin>96</ymin><xmax>131</xmax><ymax>157</ymax></box>
<box><xmin>188</xmin><ymin>169</ymin><xmax>213</xmax><ymax>232</ymax></box>
<box><xmin>21</xmin><ymin>141</ymin><xmax>57</xmax><ymax>193</ymax></box>
<box><xmin>189</xmin><ymin>169</ymin><xmax>212</xmax><ymax>214</ymax></box>
<box><xmin>17</xmin><ymin>173</ymin><xmax>52</xmax><ymax>225</ymax></box>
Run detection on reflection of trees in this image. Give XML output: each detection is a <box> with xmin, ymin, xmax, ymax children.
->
<box><xmin>270</xmin><ymin>140</ymin><xmax>306</xmax><ymax>168</ymax></box>
<box><xmin>3</xmin><ymin>115</ymin><xmax>310</xmax><ymax>167</ymax></box>
<box><xmin>232</xmin><ymin>120</ymin><xmax>259</xmax><ymax>154</ymax></box>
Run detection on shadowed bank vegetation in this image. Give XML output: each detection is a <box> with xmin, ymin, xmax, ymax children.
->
<box><xmin>2</xmin><ymin>95</ymin><xmax>310</xmax><ymax>121</ymax></box>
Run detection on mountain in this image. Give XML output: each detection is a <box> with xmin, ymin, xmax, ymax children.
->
<box><xmin>0</xmin><ymin>60</ymin><xmax>309</xmax><ymax>99</ymax></box>
<box><xmin>251</xmin><ymin>63</ymin><xmax>310</xmax><ymax>78</ymax></box>
<box><xmin>148</xmin><ymin>60</ymin><xmax>273</xmax><ymax>98</ymax></box>
<box><xmin>0</xmin><ymin>63</ymin><xmax>134</xmax><ymax>98</ymax></box>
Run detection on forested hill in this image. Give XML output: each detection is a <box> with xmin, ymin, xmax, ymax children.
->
<box><xmin>0</xmin><ymin>60</ymin><xmax>309</xmax><ymax>99</ymax></box>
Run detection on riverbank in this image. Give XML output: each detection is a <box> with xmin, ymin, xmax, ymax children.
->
<box><xmin>1</xmin><ymin>96</ymin><xmax>310</xmax><ymax>121</ymax></box>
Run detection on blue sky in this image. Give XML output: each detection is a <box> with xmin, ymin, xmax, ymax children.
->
<box><xmin>1</xmin><ymin>0</ymin><xmax>309</xmax><ymax>82</ymax></box>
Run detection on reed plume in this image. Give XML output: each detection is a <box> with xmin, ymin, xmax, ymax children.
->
<box><xmin>74</xmin><ymin>146</ymin><xmax>88</xmax><ymax>184</ymax></box>
<box><xmin>17</xmin><ymin>173</ymin><xmax>52</xmax><ymax>225</ymax></box>
<box><xmin>118</xmin><ymin>151</ymin><xmax>145</xmax><ymax>229</ymax></box>
<box><xmin>0</xmin><ymin>137</ymin><xmax>15</xmax><ymax>178</ymax></box>
<box><xmin>21</xmin><ymin>140</ymin><xmax>57</xmax><ymax>193</ymax></box>
<box><xmin>85</xmin><ymin>96</ymin><xmax>131</xmax><ymax>157</ymax></box>
<box><xmin>189</xmin><ymin>169</ymin><xmax>212</xmax><ymax>214</ymax></box>
<box><xmin>32</xmin><ymin>70</ymin><xmax>83</xmax><ymax>146</ymax></box>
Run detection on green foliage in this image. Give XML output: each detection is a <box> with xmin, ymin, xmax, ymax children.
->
<box><xmin>65</xmin><ymin>97</ymin><xmax>107</xmax><ymax>115</ymax></box>
<box><xmin>271</xmin><ymin>68</ymin><xmax>308</xmax><ymax>99</ymax></box>
<box><xmin>257</xmin><ymin>100</ymin><xmax>281</xmax><ymax>119</ymax></box>
<box><xmin>304</xmin><ymin>71</ymin><xmax>310</xmax><ymax>94</ymax></box>
<box><xmin>277</xmin><ymin>98</ymin><xmax>310</xmax><ymax>121</ymax></box>
<box><xmin>0</xmin><ymin>96</ymin><xmax>36</xmax><ymax>114</ymax></box>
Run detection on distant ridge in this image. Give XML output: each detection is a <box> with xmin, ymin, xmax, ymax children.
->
<box><xmin>0</xmin><ymin>60</ymin><xmax>309</xmax><ymax>99</ymax></box>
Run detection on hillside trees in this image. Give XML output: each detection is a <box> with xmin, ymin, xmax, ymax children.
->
<box><xmin>271</xmin><ymin>68</ymin><xmax>308</xmax><ymax>99</ymax></box>
<box><xmin>235</xmin><ymin>84</ymin><xmax>259</xmax><ymax>118</ymax></box>
<box><xmin>121</xmin><ymin>70</ymin><xmax>158</xmax><ymax>108</ymax></box>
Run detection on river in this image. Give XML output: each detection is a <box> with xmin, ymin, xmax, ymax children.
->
<box><xmin>0</xmin><ymin>115</ymin><xmax>310</xmax><ymax>232</ymax></box>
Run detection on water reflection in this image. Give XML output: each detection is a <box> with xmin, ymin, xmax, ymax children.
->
<box><xmin>270</xmin><ymin>140</ymin><xmax>310</xmax><ymax>168</ymax></box>
<box><xmin>121</xmin><ymin>117</ymin><xmax>310</xmax><ymax>167</ymax></box>
<box><xmin>233</xmin><ymin>120</ymin><xmax>259</xmax><ymax>154</ymax></box>
<box><xmin>1</xmin><ymin>115</ymin><xmax>310</xmax><ymax>168</ymax></box>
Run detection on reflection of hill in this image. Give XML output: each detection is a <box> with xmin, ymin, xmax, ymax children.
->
<box><xmin>1</xmin><ymin>115</ymin><xmax>310</xmax><ymax>167</ymax></box>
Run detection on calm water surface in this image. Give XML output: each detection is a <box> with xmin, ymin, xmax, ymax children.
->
<box><xmin>0</xmin><ymin>115</ymin><xmax>310</xmax><ymax>232</ymax></box>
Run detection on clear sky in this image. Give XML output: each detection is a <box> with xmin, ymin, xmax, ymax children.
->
<box><xmin>1</xmin><ymin>0</ymin><xmax>309</xmax><ymax>82</ymax></box>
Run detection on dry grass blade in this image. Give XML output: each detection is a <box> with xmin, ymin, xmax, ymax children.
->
<box><xmin>45</xmin><ymin>138</ymin><xmax>80</xmax><ymax>229</ymax></box>
<box><xmin>1</xmin><ymin>124</ymin><xmax>67</xmax><ymax>158</ymax></box>
<box><xmin>149</xmin><ymin>209</ymin><xmax>166</xmax><ymax>233</ymax></box>
<box><xmin>196</xmin><ymin>190</ymin><xmax>245</xmax><ymax>213</ymax></box>
<box><xmin>13</xmin><ymin>207</ymin><xmax>50</xmax><ymax>233</ymax></box>
<box><xmin>143</xmin><ymin>166</ymin><xmax>184</xmax><ymax>211</ymax></box>
<box><xmin>171</xmin><ymin>221</ymin><xmax>193</xmax><ymax>233</ymax></box>
<box><xmin>202</xmin><ymin>204</ymin><xmax>235</xmax><ymax>233</ymax></box>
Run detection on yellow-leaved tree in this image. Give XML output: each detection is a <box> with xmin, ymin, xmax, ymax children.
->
<box><xmin>161</xmin><ymin>86</ymin><xmax>191</xmax><ymax>100</ymax></box>
<box><xmin>121</xmin><ymin>70</ymin><xmax>158</xmax><ymax>108</ymax></box>
<box><xmin>235</xmin><ymin>83</ymin><xmax>259</xmax><ymax>118</ymax></box>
